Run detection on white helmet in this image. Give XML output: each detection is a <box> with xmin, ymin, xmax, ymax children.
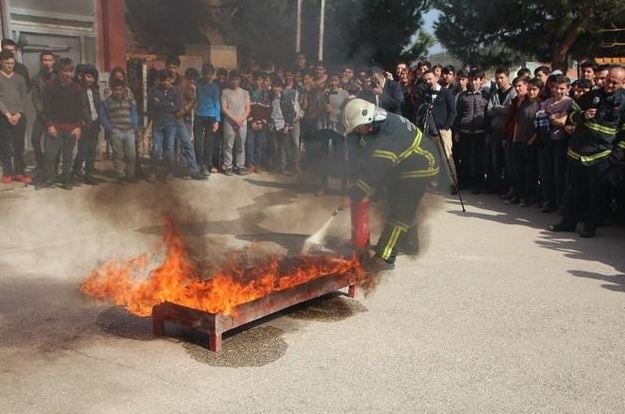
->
<box><xmin>341</xmin><ymin>98</ymin><xmax>387</xmax><ymax>133</ymax></box>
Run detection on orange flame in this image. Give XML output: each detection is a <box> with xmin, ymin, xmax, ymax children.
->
<box><xmin>81</xmin><ymin>216</ymin><xmax>364</xmax><ymax>316</ymax></box>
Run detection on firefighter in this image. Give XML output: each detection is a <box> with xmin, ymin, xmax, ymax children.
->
<box><xmin>341</xmin><ymin>98</ymin><xmax>440</xmax><ymax>272</ymax></box>
<box><xmin>549</xmin><ymin>65</ymin><xmax>625</xmax><ymax>238</ymax></box>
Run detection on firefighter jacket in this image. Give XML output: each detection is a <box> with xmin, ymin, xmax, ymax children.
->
<box><xmin>568</xmin><ymin>88</ymin><xmax>625</xmax><ymax>166</ymax></box>
<box><xmin>347</xmin><ymin>112</ymin><xmax>440</xmax><ymax>201</ymax></box>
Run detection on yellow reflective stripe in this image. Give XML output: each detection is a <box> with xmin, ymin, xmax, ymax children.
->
<box><xmin>567</xmin><ymin>148</ymin><xmax>611</xmax><ymax>164</ymax></box>
<box><xmin>355</xmin><ymin>179</ymin><xmax>374</xmax><ymax>196</ymax></box>
<box><xmin>372</xmin><ymin>150</ymin><xmax>398</xmax><ymax>164</ymax></box>
<box><xmin>381</xmin><ymin>225</ymin><xmax>405</xmax><ymax>261</ymax></box>
<box><xmin>584</xmin><ymin>121</ymin><xmax>617</xmax><ymax>135</ymax></box>
<box><xmin>397</xmin><ymin>130</ymin><xmax>423</xmax><ymax>162</ymax></box>
<box><xmin>617</xmin><ymin>141</ymin><xmax>625</xmax><ymax>149</ymax></box>
<box><xmin>567</xmin><ymin>149</ymin><xmax>580</xmax><ymax>159</ymax></box>
<box><xmin>620</xmin><ymin>123</ymin><xmax>625</xmax><ymax>131</ymax></box>
<box><xmin>399</xmin><ymin>167</ymin><xmax>441</xmax><ymax>179</ymax></box>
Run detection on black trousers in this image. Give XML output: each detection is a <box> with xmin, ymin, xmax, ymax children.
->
<box><xmin>193</xmin><ymin>116</ymin><xmax>217</xmax><ymax>169</ymax></box>
<box><xmin>73</xmin><ymin>120</ymin><xmax>100</xmax><ymax>176</ymax></box>
<box><xmin>375</xmin><ymin>178</ymin><xmax>428</xmax><ymax>264</ymax></box>
<box><xmin>31</xmin><ymin>114</ymin><xmax>45</xmax><ymax>169</ymax></box>
<box><xmin>561</xmin><ymin>159</ymin><xmax>611</xmax><ymax>229</ymax></box>
<box><xmin>0</xmin><ymin>116</ymin><xmax>26</xmax><ymax>177</ymax></box>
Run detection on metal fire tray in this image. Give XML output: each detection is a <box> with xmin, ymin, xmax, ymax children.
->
<box><xmin>152</xmin><ymin>274</ymin><xmax>357</xmax><ymax>352</ymax></box>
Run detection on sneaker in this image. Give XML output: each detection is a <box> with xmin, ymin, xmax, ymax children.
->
<box><xmin>1</xmin><ymin>175</ymin><xmax>12</xmax><ymax>184</ymax></box>
<box><xmin>14</xmin><ymin>174</ymin><xmax>31</xmax><ymax>184</ymax></box>
<box><xmin>192</xmin><ymin>171</ymin><xmax>209</xmax><ymax>180</ymax></box>
<box><xmin>59</xmin><ymin>180</ymin><xmax>73</xmax><ymax>190</ymax></box>
<box><xmin>201</xmin><ymin>166</ymin><xmax>210</xmax><ymax>176</ymax></box>
<box><xmin>210</xmin><ymin>166</ymin><xmax>218</xmax><ymax>174</ymax></box>
<box><xmin>224</xmin><ymin>168</ymin><xmax>233</xmax><ymax>176</ymax></box>
<box><xmin>237</xmin><ymin>168</ymin><xmax>251</xmax><ymax>176</ymax></box>
<box><xmin>35</xmin><ymin>179</ymin><xmax>55</xmax><ymax>190</ymax></box>
<box><xmin>362</xmin><ymin>255</ymin><xmax>395</xmax><ymax>273</ymax></box>
<box><xmin>254</xmin><ymin>166</ymin><xmax>265</xmax><ymax>173</ymax></box>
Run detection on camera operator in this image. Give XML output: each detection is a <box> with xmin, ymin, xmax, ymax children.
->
<box><xmin>358</xmin><ymin>66</ymin><xmax>404</xmax><ymax>114</ymax></box>
<box><xmin>417</xmin><ymin>70</ymin><xmax>458</xmax><ymax>193</ymax></box>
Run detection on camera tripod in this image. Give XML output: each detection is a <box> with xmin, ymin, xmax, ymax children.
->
<box><xmin>420</xmin><ymin>102</ymin><xmax>466</xmax><ymax>212</ymax></box>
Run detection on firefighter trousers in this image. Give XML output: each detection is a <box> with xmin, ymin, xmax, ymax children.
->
<box><xmin>375</xmin><ymin>178</ymin><xmax>428</xmax><ymax>264</ymax></box>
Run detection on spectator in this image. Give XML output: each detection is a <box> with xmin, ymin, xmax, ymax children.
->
<box><xmin>194</xmin><ymin>63</ymin><xmax>221</xmax><ymax>175</ymax></box>
<box><xmin>167</xmin><ymin>56</ymin><xmax>206</xmax><ymax>180</ymax></box>
<box><xmin>516</xmin><ymin>68</ymin><xmax>531</xmax><ymax>78</ymax></box>
<box><xmin>440</xmin><ymin>65</ymin><xmax>456</xmax><ymax>90</ymax></box>
<box><xmin>536</xmin><ymin>74</ymin><xmax>573</xmax><ymax>212</ymax></box>
<box><xmin>295</xmin><ymin>53</ymin><xmax>307</xmax><ymax>72</ymax></box>
<box><xmin>221</xmin><ymin>70</ymin><xmax>251</xmax><ymax>176</ymax></box>
<box><xmin>148</xmin><ymin>69</ymin><xmax>180</xmax><ymax>180</ymax></box>
<box><xmin>246</xmin><ymin>71</ymin><xmax>270</xmax><ymax>172</ymax></box>
<box><xmin>1</xmin><ymin>39</ymin><xmax>29</xmax><ymax>87</ymax></box>
<box><xmin>455</xmin><ymin>69</ymin><xmax>488</xmax><ymax>193</ymax></box>
<box><xmin>580</xmin><ymin>61</ymin><xmax>597</xmax><ymax>85</ymax></box>
<box><xmin>571</xmin><ymin>79</ymin><xmax>592</xmax><ymax>103</ymax></box>
<box><xmin>30</xmin><ymin>51</ymin><xmax>56</xmax><ymax>171</ymax></box>
<box><xmin>283</xmin><ymin>68</ymin><xmax>304</xmax><ymax>174</ymax></box>
<box><xmin>73</xmin><ymin>65</ymin><xmax>101</xmax><ymax>185</ymax></box>
<box><xmin>508</xmin><ymin>77</ymin><xmax>542</xmax><ymax>206</ymax></box>
<box><xmin>432</xmin><ymin>64</ymin><xmax>443</xmax><ymax>78</ymax></box>
<box><xmin>317</xmin><ymin>72</ymin><xmax>350</xmax><ymax>193</ymax></box>
<box><xmin>534</xmin><ymin>65</ymin><xmax>551</xmax><ymax>84</ymax></box>
<box><xmin>421</xmin><ymin>70</ymin><xmax>457</xmax><ymax>193</ymax></box>
<box><xmin>0</xmin><ymin>50</ymin><xmax>28</xmax><ymax>184</ymax></box>
<box><xmin>487</xmin><ymin>66</ymin><xmax>517</xmax><ymax>195</ymax></box>
<box><xmin>100</xmin><ymin>78</ymin><xmax>139</xmax><ymax>183</ymax></box>
<box><xmin>38</xmin><ymin>57</ymin><xmax>85</xmax><ymax>189</ymax></box>
<box><xmin>595</xmin><ymin>64</ymin><xmax>610</xmax><ymax>89</ymax></box>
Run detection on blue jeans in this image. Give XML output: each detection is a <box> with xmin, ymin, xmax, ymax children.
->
<box><xmin>246</xmin><ymin>127</ymin><xmax>266</xmax><ymax>167</ymax></box>
<box><xmin>152</xmin><ymin>123</ymin><xmax>176</xmax><ymax>172</ymax></box>
<box><xmin>176</xmin><ymin>119</ymin><xmax>199</xmax><ymax>174</ymax></box>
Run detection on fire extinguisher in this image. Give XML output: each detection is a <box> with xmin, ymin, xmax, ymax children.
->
<box><xmin>351</xmin><ymin>200</ymin><xmax>370</xmax><ymax>250</ymax></box>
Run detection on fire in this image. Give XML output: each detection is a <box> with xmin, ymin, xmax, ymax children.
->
<box><xmin>81</xmin><ymin>216</ymin><xmax>364</xmax><ymax>316</ymax></box>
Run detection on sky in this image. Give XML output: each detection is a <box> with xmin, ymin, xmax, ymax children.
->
<box><xmin>422</xmin><ymin>8</ymin><xmax>444</xmax><ymax>55</ymax></box>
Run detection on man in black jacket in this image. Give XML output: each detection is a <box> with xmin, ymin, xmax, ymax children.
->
<box><xmin>419</xmin><ymin>70</ymin><xmax>457</xmax><ymax>192</ymax></box>
<box><xmin>358</xmin><ymin>66</ymin><xmax>404</xmax><ymax>114</ymax></box>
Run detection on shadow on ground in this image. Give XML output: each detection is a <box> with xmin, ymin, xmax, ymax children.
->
<box><xmin>448</xmin><ymin>193</ymin><xmax>625</xmax><ymax>293</ymax></box>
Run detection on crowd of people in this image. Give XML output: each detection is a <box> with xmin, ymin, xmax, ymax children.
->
<box><xmin>1</xmin><ymin>39</ymin><xmax>624</xmax><ymax>238</ymax></box>
<box><xmin>392</xmin><ymin>59</ymin><xmax>625</xmax><ymax>238</ymax></box>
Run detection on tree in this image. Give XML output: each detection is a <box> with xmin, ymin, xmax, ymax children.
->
<box><xmin>217</xmin><ymin>0</ymin><xmax>432</xmax><ymax>70</ymax></box>
<box><xmin>434</xmin><ymin>0</ymin><xmax>625</xmax><ymax>70</ymax></box>
<box><xmin>126</xmin><ymin>0</ymin><xmax>213</xmax><ymax>55</ymax></box>
<box><xmin>325</xmin><ymin>0</ymin><xmax>433</xmax><ymax>68</ymax></box>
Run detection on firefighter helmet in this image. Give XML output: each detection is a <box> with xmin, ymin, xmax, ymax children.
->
<box><xmin>342</xmin><ymin>98</ymin><xmax>386</xmax><ymax>133</ymax></box>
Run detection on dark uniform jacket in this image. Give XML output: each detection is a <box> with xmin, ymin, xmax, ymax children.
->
<box><xmin>348</xmin><ymin>112</ymin><xmax>439</xmax><ymax>201</ymax></box>
<box><xmin>568</xmin><ymin>88</ymin><xmax>625</xmax><ymax>166</ymax></box>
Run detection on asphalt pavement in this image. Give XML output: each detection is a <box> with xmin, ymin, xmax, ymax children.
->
<box><xmin>1</xmin><ymin>172</ymin><xmax>624</xmax><ymax>413</ymax></box>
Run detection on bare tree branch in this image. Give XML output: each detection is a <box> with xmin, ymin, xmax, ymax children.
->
<box><xmin>601</xmin><ymin>41</ymin><xmax>625</xmax><ymax>47</ymax></box>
